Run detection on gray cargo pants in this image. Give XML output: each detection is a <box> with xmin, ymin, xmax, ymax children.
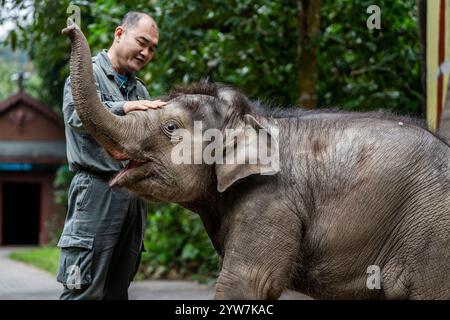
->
<box><xmin>57</xmin><ymin>171</ymin><xmax>147</xmax><ymax>300</ymax></box>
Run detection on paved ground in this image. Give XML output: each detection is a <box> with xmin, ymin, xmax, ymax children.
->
<box><xmin>0</xmin><ymin>247</ymin><xmax>309</xmax><ymax>300</ymax></box>
<box><xmin>0</xmin><ymin>247</ymin><xmax>61</xmax><ymax>299</ymax></box>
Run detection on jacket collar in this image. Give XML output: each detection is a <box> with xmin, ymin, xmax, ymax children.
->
<box><xmin>96</xmin><ymin>50</ymin><xmax>137</xmax><ymax>88</ymax></box>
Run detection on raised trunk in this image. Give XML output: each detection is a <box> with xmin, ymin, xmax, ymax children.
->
<box><xmin>62</xmin><ymin>20</ymin><xmax>131</xmax><ymax>159</ymax></box>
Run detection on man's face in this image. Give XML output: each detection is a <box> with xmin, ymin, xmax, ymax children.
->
<box><xmin>115</xmin><ymin>16</ymin><xmax>159</xmax><ymax>73</ymax></box>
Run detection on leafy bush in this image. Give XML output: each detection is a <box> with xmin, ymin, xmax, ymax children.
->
<box><xmin>318</xmin><ymin>0</ymin><xmax>422</xmax><ymax>115</ymax></box>
<box><xmin>140</xmin><ymin>203</ymin><xmax>220</xmax><ymax>282</ymax></box>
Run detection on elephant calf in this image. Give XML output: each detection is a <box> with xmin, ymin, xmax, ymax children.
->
<box><xmin>63</xmin><ymin>21</ymin><xmax>450</xmax><ymax>300</ymax></box>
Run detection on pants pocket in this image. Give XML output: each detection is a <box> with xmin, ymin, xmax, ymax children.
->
<box><xmin>74</xmin><ymin>175</ymin><xmax>92</xmax><ymax>212</ymax></box>
<box><xmin>57</xmin><ymin>234</ymin><xmax>94</xmax><ymax>289</ymax></box>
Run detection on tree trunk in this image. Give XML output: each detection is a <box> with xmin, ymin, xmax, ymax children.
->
<box><xmin>298</xmin><ymin>0</ymin><xmax>321</xmax><ymax>109</ymax></box>
<box><xmin>417</xmin><ymin>0</ymin><xmax>427</xmax><ymax>116</ymax></box>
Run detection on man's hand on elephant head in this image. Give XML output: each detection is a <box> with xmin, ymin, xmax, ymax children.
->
<box><xmin>123</xmin><ymin>100</ymin><xmax>166</xmax><ymax>113</ymax></box>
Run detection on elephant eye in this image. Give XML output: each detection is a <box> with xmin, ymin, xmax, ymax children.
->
<box><xmin>166</xmin><ymin>123</ymin><xmax>177</xmax><ymax>131</ymax></box>
<box><xmin>161</xmin><ymin>121</ymin><xmax>179</xmax><ymax>137</ymax></box>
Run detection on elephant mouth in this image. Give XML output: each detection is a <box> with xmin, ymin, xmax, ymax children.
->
<box><xmin>109</xmin><ymin>160</ymin><xmax>147</xmax><ymax>187</ymax></box>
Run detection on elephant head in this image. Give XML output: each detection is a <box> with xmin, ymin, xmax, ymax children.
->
<box><xmin>62</xmin><ymin>20</ymin><xmax>278</xmax><ymax>204</ymax></box>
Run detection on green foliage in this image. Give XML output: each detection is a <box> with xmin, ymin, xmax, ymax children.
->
<box><xmin>141</xmin><ymin>203</ymin><xmax>219</xmax><ymax>281</ymax></box>
<box><xmin>86</xmin><ymin>0</ymin><xmax>299</xmax><ymax>106</ymax></box>
<box><xmin>0</xmin><ymin>0</ymin><xmax>94</xmax><ymax>109</ymax></box>
<box><xmin>0</xmin><ymin>55</ymin><xmax>19</xmax><ymax>99</ymax></box>
<box><xmin>1</xmin><ymin>0</ymin><xmax>422</xmax><ymax>111</ymax></box>
<box><xmin>318</xmin><ymin>0</ymin><xmax>422</xmax><ymax>115</ymax></box>
<box><xmin>53</xmin><ymin>163</ymin><xmax>75</xmax><ymax>208</ymax></box>
<box><xmin>0</xmin><ymin>46</ymin><xmax>43</xmax><ymax>101</ymax></box>
<box><xmin>1</xmin><ymin>0</ymin><xmax>299</xmax><ymax>107</ymax></box>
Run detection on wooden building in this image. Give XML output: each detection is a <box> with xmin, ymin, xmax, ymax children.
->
<box><xmin>0</xmin><ymin>88</ymin><xmax>66</xmax><ymax>245</ymax></box>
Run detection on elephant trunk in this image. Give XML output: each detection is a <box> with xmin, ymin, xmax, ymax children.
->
<box><xmin>62</xmin><ymin>19</ymin><xmax>132</xmax><ymax>160</ymax></box>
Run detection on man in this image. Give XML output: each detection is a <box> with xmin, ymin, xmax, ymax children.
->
<box><xmin>57</xmin><ymin>11</ymin><xmax>165</xmax><ymax>300</ymax></box>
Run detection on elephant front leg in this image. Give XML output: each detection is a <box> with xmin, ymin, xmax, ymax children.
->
<box><xmin>214</xmin><ymin>218</ymin><xmax>300</xmax><ymax>300</ymax></box>
<box><xmin>215</xmin><ymin>262</ymin><xmax>288</xmax><ymax>300</ymax></box>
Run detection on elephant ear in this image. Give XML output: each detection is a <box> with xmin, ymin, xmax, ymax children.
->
<box><xmin>215</xmin><ymin>114</ymin><xmax>279</xmax><ymax>192</ymax></box>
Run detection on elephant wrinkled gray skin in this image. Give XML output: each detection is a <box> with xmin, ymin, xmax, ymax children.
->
<box><xmin>63</xmin><ymin>21</ymin><xmax>450</xmax><ymax>300</ymax></box>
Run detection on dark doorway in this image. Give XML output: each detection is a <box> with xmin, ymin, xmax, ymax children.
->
<box><xmin>2</xmin><ymin>183</ymin><xmax>40</xmax><ymax>245</ymax></box>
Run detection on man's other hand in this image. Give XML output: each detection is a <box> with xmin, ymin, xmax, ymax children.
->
<box><xmin>123</xmin><ymin>100</ymin><xmax>166</xmax><ymax>114</ymax></box>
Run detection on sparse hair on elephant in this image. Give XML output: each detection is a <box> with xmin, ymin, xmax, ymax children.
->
<box><xmin>63</xmin><ymin>20</ymin><xmax>450</xmax><ymax>300</ymax></box>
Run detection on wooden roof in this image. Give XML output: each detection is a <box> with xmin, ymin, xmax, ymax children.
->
<box><xmin>0</xmin><ymin>90</ymin><xmax>66</xmax><ymax>163</ymax></box>
<box><xmin>0</xmin><ymin>91</ymin><xmax>63</xmax><ymax>127</ymax></box>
